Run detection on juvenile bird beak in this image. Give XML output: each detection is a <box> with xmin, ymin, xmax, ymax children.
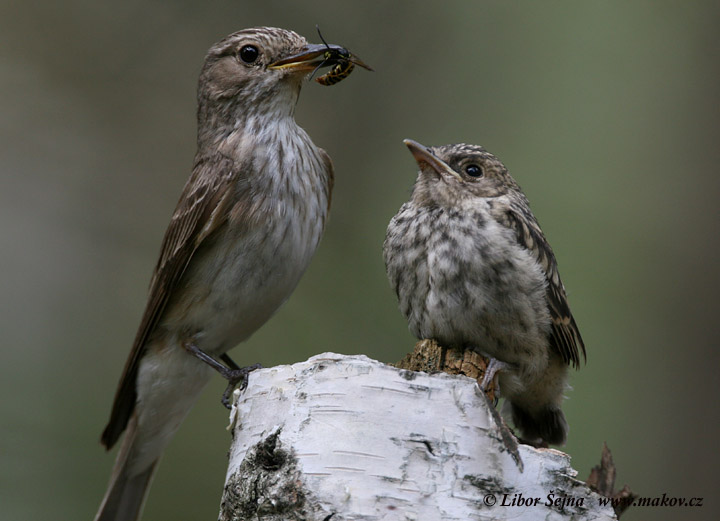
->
<box><xmin>404</xmin><ymin>139</ymin><xmax>463</xmax><ymax>181</ymax></box>
<box><xmin>268</xmin><ymin>43</ymin><xmax>343</xmax><ymax>72</ymax></box>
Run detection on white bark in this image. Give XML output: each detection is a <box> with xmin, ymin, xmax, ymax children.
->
<box><xmin>219</xmin><ymin>353</ymin><xmax>616</xmax><ymax>521</ymax></box>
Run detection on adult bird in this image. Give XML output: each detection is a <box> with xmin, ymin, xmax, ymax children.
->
<box><xmin>95</xmin><ymin>27</ymin><xmax>356</xmax><ymax>521</ymax></box>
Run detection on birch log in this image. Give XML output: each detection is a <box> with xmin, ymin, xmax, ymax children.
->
<box><xmin>218</xmin><ymin>353</ymin><xmax>616</xmax><ymax>521</ymax></box>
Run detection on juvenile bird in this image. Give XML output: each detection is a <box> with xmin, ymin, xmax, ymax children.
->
<box><xmin>384</xmin><ymin>139</ymin><xmax>585</xmax><ymax>446</ymax></box>
<box><xmin>95</xmin><ymin>27</ymin><xmax>360</xmax><ymax>521</ymax></box>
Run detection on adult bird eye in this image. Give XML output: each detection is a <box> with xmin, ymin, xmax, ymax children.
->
<box><xmin>465</xmin><ymin>164</ymin><xmax>483</xmax><ymax>177</ymax></box>
<box><xmin>239</xmin><ymin>45</ymin><xmax>259</xmax><ymax>63</ymax></box>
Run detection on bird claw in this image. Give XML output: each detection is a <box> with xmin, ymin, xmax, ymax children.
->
<box><xmin>479</xmin><ymin>358</ymin><xmax>509</xmax><ymax>395</ymax></box>
<box><xmin>221</xmin><ymin>363</ymin><xmax>262</xmax><ymax>409</ymax></box>
<box><xmin>182</xmin><ymin>341</ymin><xmax>262</xmax><ymax>408</ymax></box>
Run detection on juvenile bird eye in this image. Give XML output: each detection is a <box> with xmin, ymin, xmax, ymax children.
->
<box><xmin>465</xmin><ymin>164</ymin><xmax>483</xmax><ymax>177</ymax></box>
<box><xmin>239</xmin><ymin>45</ymin><xmax>259</xmax><ymax>63</ymax></box>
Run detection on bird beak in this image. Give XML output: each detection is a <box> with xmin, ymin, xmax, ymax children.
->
<box><xmin>268</xmin><ymin>43</ymin><xmax>344</xmax><ymax>72</ymax></box>
<box><xmin>403</xmin><ymin>139</ymin><xmax>463</xmax><ymax>181</ymax></box>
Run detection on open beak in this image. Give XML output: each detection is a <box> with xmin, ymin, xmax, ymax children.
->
<box><xmin>268</xmin><ymin>43</ymin><xmax>345</xmax><ymax>72</ymax></box>
<box><xmin>404</xmin><ymin>139</ymin><xmax>463</xmax><ymax>181</ymax></box>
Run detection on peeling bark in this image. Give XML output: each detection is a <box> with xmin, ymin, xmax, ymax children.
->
<box><xmin>394</xmin><ymin>339</ymin><xmax>499</xmax><ymax>404</ymax></box>
<box><xmin>587</xmin><ymin>443</ymin><xmax>637</xmax><ymax>519</ymax></box>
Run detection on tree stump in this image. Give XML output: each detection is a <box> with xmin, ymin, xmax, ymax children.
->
<box><xmin>218</xmin><ymin>352</ymin><xmax>616</xmax><ymax>521</ymax></box>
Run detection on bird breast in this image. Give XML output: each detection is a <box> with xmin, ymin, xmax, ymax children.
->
<box><xmin>174</xmin><ymin>122</ymin><xmax>330</xmax><ymax>353</ymax></box>
<box><xmin>385</xmin><ymin>200</ymin><xmax>551</xmax><ymax>362</ymax></box>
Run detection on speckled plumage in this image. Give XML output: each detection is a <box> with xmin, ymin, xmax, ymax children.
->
<box><xmin>384</xmin><ymin>140</ymin><xmax>585</xmax><ymax>446</ymax></box>
<box><xmin>95</xmin><ymin>27</ymin><xmax>340</xmax><ymax>521</ymax></box>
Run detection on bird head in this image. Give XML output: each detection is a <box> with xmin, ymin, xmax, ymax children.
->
<box><xmin>197</xmin><ymin>27</ymin><xmax>355</xmax><ymax>120</ymax></box>
<box><xmin>403</xmin><ymin>139</ymin><xmax>523</xmax><ymax>206</ymax></box>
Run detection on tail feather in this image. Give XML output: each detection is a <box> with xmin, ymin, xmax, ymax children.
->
<box><xmin>499</xmin><ymin>352</ymin><xmax>570</xmax><ymax>446</ymax></box>
<box><xmin>94</xmin><ymin>416</ymin><xmax>158</xmax><ymax>521</ymax></box>
<box><xmin>510</xmin><ymin>402</ymin><xmax>568</xmax><ymax>446</ymax></box>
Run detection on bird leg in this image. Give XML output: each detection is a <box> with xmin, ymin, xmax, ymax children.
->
<box><xmin>182</xmin><ymin>342</ymin><xmax>262</xmax><ymax>409</ymax></box>
<box><xmin>220</xmin><ymin>353</ymin><xmax>241</xmax><ymax>370</ymax></box>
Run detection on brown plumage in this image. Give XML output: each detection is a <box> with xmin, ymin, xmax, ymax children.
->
<box><xmin>95</xmin><ymin>27</ymin><xmax>351</xmax><ymax>521</ymax></box>
<box><xmin>501</xmin><ymin>204</ymin><xmax>585</xmax><ymax>369</ymax></box>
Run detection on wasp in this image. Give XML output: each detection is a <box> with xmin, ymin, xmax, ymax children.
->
<box><xmin>316</xmin><ymin>59</ymin><xmax>356</xmax><ymax>86</ymax></box>
<box><xmin>313</xmin><ymin>26</ymin><xmax>373</xmax><ymax>86</ymax></box>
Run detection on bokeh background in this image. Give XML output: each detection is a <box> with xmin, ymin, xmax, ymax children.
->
<box><xmin>2</xmin><ymin>1</ymin><xmax>719</xmax><ymax>520</ymax></box>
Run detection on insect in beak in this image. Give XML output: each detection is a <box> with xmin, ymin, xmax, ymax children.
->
<box><xmin>311</xmin><ymin>25</ymin><xmax>373</xmax><ymax>86</ymax></box>
<box><xmin>268</xmin><ymin>44</ymin><xmax>339</xmax><ymax>72</ymax></box>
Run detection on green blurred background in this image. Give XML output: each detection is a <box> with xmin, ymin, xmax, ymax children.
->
<box><xmin>2</xmin><ymin>1</ymin><xmax>718</xmax><ymax>520</ymax></box>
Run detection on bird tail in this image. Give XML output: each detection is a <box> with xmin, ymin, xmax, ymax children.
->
<box><xmin>94</xmin><ymin>416</ymin><xmax>158</xmax><ymax>521</ymax></box>
<box><xmin>509</xmin><ymin>402</ymin><xmax>568</xmax><ymax>446</ymax></box>
<box><xmin>501</xmin><ymin>354</ymin><xmax>570</xmax><ymax>446</ymax></box>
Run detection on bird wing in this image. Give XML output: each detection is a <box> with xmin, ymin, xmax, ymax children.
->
<box><xmin>101</xmin><ymin>155</ymin><xmax>237</xmax><ymax>449</ymax></box>
<box><xmin>503</xmin><ymin>202</ymin><xmax>586</xmax><ymax>368</ymax></box>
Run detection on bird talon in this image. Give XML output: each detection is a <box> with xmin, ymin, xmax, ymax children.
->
<box><xmin>230</xmin><ymin>363</ymin><xmax>263</xmax><ymax>389</ymax></box>
<box><xmin>220</xmin><ymin>363</ymin><xmax>262</xmax><ymax>409</ymax></box>
<box><xmin>479</xmin><ymin>358</ymin><xmax>508</xmax><ymax>407</ymax></box>
<box><xmin>479</xmin><ymin>358</ymin><xmax>509</xmax><ymax>392</ymax></box>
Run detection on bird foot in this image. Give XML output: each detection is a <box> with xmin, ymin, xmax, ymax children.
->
<box><xmin>478</xmin><ymin>357</ymin><xmax>509</xmax><ymax>406</ymax></box>
<box><xmin>182</xmin><ymin>342</ymin><xmax>262</xmax><ymax>409</ymax></box>
<box><xmin>479</xmin><ymin>358</ymin><xmax>509</xmax><ymax>395</ymax></box>
<box><xmin>219</xmin><ymin>362</ymin><xmax>262</xmax><ymax>409</ymax></box>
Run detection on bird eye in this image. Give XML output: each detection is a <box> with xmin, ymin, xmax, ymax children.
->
<box><xmin>465</xmin><ymin>164</ymin><xmax>483</xmax><ymax>177</ymax></box>
<box><xmin>239</xmin><ymin>45</ymin><xmax>259</xmax><ymax>64</ymax></box>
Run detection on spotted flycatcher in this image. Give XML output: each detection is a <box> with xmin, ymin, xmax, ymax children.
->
<box><xmin>94</xmin><ymin>27</ymin><xmax>366</xmax><ymax>521</ymax></box>
<box><xmin>384</xmin><ymin>140</ymin><xmax>586</xmax><ymax>447</ymax></box>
